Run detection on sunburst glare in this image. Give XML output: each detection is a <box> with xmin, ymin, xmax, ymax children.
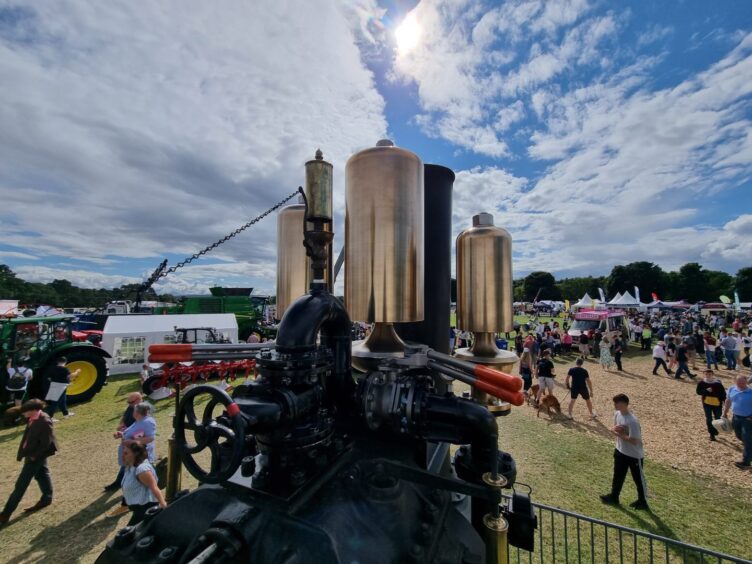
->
<box><xmin>395</xmin><ymin>12</ymin><xmax>420</xmax><ymax>54</ymax></box>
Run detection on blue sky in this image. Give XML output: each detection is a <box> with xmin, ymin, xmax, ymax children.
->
<box><xmin>0</xmin><ymin>0</ymin><xmax>750</xmax><ymax>296</ymax></box>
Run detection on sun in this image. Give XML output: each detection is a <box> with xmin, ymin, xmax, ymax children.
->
<box><xmin>395</xmin><ymin>13</ymin><xmax>420</xmax><ymax>54</ymax></box>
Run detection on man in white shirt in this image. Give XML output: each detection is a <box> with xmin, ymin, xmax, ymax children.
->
<box><xmin>651</xmin><ymin>342</ymin><xmax>672</xmax><ymax>376</ymax></box>
<box><xmin>600</xmin><ymin>394</ymin><xmax>649</xmax><ymax>510</ymax></box>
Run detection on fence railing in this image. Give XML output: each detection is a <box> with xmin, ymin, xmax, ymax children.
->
<box><xmin>504</xmin><ymin>496</ymin><xmax>750</xmax><ymax>564</ymax></box>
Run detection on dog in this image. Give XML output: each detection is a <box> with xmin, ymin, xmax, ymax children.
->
<box><xmin>537</xmin><ymin>394</ymin><xmax>562</xmax><ymax>418</ymax></box>
<box><xmin>526</xmin><ymin>384</ymin><xmax>540</xmax><ymax>406</ymax></box>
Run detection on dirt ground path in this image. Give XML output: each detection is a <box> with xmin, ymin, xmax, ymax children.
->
<box><xmin>523</xmin><ymin>348</ymin><xmax>751</xmax><ymax>491</ymax></box>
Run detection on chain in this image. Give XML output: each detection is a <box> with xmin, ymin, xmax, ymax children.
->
<box><xmin>158</xmin><ymin>188</ymin><xmax>301</xmax><ymax>279</ymax></box>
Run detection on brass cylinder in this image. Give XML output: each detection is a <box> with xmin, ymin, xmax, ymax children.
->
<box><xmin>276</xmin><ymin>201</ymin><xmax>308</xmax><ymax>319</ymax></box>
<box><xmin>345</xmin><ymin>140</ymin><xmax>424</xmax><ymax>322</ymax></box>
<box><xmin>483</xmin><ymin>513</ymin><xmax>509</xmax><ymax>564</ymax></box>
<box><xmin>305</xmin><ymin>149</ymin><xmax>333</xmax><ymax>222</ymax></box>
<box><xmin>456</xmin><ymin>213</ymin><xmax>513</xmax><ymax>332</ymax></box>
<box><xmin>165</xmin><ymin>435</ymin><xmax>182</xmax><ymax>502</ymax></box>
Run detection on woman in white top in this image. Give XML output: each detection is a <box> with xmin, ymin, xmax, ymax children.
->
<box><xmin>121</xmin><ymin>441</ymin><xmax>166</xmax><ymax>525</ymax></box>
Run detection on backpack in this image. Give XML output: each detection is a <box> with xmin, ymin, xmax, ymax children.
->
<box><xmin>7</xmin><ymin>369</ymin><xmax>28</xmax><ymax>392</ymax></box>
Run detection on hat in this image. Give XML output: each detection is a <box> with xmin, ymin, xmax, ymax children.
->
<box><xmin>657</xmin><ymin>341</ymin><xmax>665</xmax><ymax>345</ymax></box>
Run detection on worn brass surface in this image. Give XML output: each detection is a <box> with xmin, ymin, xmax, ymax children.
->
<box><xmin>345</xmin><ymin>140</ymin><xmax>424</xmax><ymax>322</ymax></box>
<box><xmin>456</xmin><ymin>213</ymin><xmax>513</xmax><ymax>333</ymax></box>
<box><xmin>276</xmin><ymin>203</ymin><xmax>309</xmax><ymax>319</ymax></box>
<box><xmin>351</xmin><ymin>322</ymin><xmax>406</xmax><ymax>372</ymax></box>
<box><xmin>482</xmin><ymin>513</ymin><xmax>509</xmax><ymax>564</ymax></box>
<box><xmin>305</xmin><ymin>149</ymin><xmax>333</xmax><ymax>222</ymax></box>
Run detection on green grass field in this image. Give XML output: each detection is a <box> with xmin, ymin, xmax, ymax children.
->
<box><xmin>0</xmin><ymin>368</ymin><xmax>750</xmax><ymax>562</ymax></box>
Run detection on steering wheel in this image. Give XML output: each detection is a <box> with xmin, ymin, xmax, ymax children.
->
<box><xmin>175</xmin><ymin>385</ymin><xmax>246</xmax><ymax>484</ymax></box>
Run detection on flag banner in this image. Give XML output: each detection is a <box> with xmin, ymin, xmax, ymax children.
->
<box><xmin>598</xmin><ymin>288</ymin><xmax>606</xmax><ymax>302</ymax></box>
<box><xmin>651</xmin><ymin>292</ymin><xmax>659</xmax><ymax>301</ymax></box>
<box><xmin>719</xmin><ymin>295</ymin><xmax>731</xmax><ymax>304</ymax></box>
<box><xmin>634</xmin><ymin>286</ymin><xmax>641</xmax><ymax>303</ymax></box>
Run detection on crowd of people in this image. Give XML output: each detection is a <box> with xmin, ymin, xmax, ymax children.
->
<box><xmin>0</xmin><ymin>307</ymin><xmax>750</xmax><ymax>528</ymax></box>
<box><xmin>0</xmin><ymin>390</ymin><xmax>165</xmax><ymax>527</ymax></box>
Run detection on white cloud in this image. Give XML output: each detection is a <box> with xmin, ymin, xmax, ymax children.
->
<box><xmin>14</xmin><ymin>266</ymin><xmax>141</xmax><ymax>290</ymax></box>
<box><xmin>393</xmin><ymin>0</ymin><xmax>615</xmax><ymax>156</ymax></box>
<box><xmin>0</xmin><ymin>251</ymin><xmax>39</xmax><ymax>261</ymax></box>
<box><xmin>0</xmin><ymin>1</ymin><xmax>387</xmax><ymax>291</ymax></box>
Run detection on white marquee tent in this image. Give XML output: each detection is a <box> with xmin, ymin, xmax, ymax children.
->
<box><xmin>572</xmin><ymin>293</ymin><xmax>605</xmax><ymax>309</ymax></box>
<box><xmin>608</xmin><ymin>291</ymin><xmax>642</xmax><ymax>309</ymax></box>
<box><xmin>607</xmin><ymin>292</ymin><xmax>623</xmax><ymax>305</ymax></box>
<box><xmin>102</xmin><ymin>314</ymin><xmax>238</xmax><ymax>375</ymax></box>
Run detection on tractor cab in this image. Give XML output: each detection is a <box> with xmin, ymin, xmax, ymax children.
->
<box><xmin>173</xmin><ymin>326</ymin><xmax>231</xmax><ymax>345</ymax></box>
<box><xmin>0</xmin><ymin>314</ymin><xmax>111</xmax><ymax>407</ymax></box>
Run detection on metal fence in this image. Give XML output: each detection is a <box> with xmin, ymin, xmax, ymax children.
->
<box><xmin>504</xmin><ymin>497</ymin><xmax>751</xmax><ymax>564</ymax></box>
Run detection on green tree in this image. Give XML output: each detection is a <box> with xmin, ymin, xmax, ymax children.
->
<box><xmin>523</xmin><ymin>271</ymin><xmax>560</xmax><ymax>301</ymax></box>
<box><xmin>0</xmin><ymin>264</ymin><xmax>24</xmax><ymax>298</ymax></box>
<box><xmin>556</xmin><ymin>276</ymin><xmax>606</xmax><ymax>301</ymax></box>
<box><xmin>607</xmin><ymin>262</ymin><xmax>666</xmax><ymax>300</ymax></box>
<box><xmin>675</xmin><ymin>263</ymin><xmax>708</xmax><ymax>303</ymax></box>
<box><xmin>735</xmin><ymin>267</ymin><xmax>752</xmax><ymax>301</ymax></box>
<box><xmin>704</xmin><ymin>270</ymin><xmax>733</xmax><ymax>302</ymax></box>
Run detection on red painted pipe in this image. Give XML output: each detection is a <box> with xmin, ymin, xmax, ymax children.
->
<box><xmin>473</xmin><ymin>379</ymin><xmax>525</xmax><ymax>406</ymax></box>
<box><xmin>473</xmin><ymin>364</ymin><xmax>523</xmax><ymax>392</ymax></box>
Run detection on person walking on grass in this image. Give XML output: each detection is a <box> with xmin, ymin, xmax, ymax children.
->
<box><xmin>578</xmin><ymin>331</ymin><xmax>590</xmax><ymax>359</ymax></box>
<box><xmin>612</xmin><ymin>336</ymin><xmax>624</xmax><ymax>371</ymax></box>
<box><xmin>674</xmin><ymin>340</ymin><xmax>697</xmax><ymax>380</ymax></box>
<box><xmin>600</xmin><ymin>394</ymin><xmax>649</xmax><ymax>510</ymax></box>
<box><xmin>535</xmin><ymin>350</ymin><xmax>556</xmax><ymax>404</ymax></box>
<box><xmin>599</xmin><ymin>336</ymin><xmax>613</xmax><ymax>371</ymax></box>
<box><xmin>565</xmin><ymin>358</ymin><xmax>596</xmax><ymax>420</ymax></box>
<box><xmin>0</xmin><ymin>399</ymin><xmax>58</xmax><ymax>526</ymax></box>
<box><xmin>696</xmin><ymin>369</ymin><xmax>726</xmax><ymax>442</ymax></box>
<box><xmin>651</xmin><ymin>341</ymin><xmax>672</xmax><ymax>376</ymax></box>
<box><xmin>44</xmin><ymin>356</ymin><xmax>81</xmax><ymax>421</ymax></box>
<box><xmin>723</xmin><ymin>374</ymin><xmax>752</xmax><ymax>469</ymax></box>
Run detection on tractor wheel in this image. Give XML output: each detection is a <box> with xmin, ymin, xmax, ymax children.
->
<box><xmin>60</xmin><ymin>349</ymin><xmax>108</xmax><ymax>404</ymax></box>
<box><xmin>142</xmin><ymin>375</ymin><xmax>165</xmax><ymax>396</ymax></box>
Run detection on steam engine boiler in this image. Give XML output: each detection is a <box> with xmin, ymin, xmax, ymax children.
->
<box><xmin>98</xmin><ymin>142</ymin><xmax>534</xmax><ymax>563</ymax></box>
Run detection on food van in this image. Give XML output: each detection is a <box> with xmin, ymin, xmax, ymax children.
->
<box><xmin>567</xmin><ymin>309</ymin><xmax>628</xmax><ymax>342</ymax></box>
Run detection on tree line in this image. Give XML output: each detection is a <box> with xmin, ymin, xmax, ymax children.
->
<box><xmin>3</xmin><ymin>262</ymin><xmax>751</xmax><ymax>308</ymax></box>
<box><xmin>515</xmin><ymin>262</ymin><xmax>752</xmax><ymax>303</ymax></box>
<box><xmin>0</xmin><ymin>265</ymin><xmax>177</xmax><ymax>309</ymax></box>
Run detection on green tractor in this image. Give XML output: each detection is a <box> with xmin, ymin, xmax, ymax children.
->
<box><xmin>1</xmin><ymin>314</ymin><xmax>110</xmax><ymax>406</ymax></box>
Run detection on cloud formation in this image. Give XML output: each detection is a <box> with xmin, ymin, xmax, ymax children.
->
<box><xmin>0</xmin><ymin>1</ymin><xmax>386</xmax><ymax>291</ymax></box>
<box><xmin>396</xmin><ymin>0</ymin><xmax>752</xmax><ymax>277</ymax></box>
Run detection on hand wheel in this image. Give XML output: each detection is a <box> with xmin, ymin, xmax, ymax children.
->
<box><xmin>174</xmin><ymin>384</ymin><xmax>246</xmax><ymax>484</ymax></box>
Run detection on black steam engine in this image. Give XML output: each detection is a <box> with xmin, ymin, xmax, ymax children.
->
<box><xmin>98</xmin><ymin>143</ymin><xmax>535</xmax><ymax>563</ymax></box>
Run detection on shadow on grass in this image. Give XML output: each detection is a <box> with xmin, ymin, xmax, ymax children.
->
<box><xmin>114</xmin><ymin>380</ymin><xmax>141</xmax><ymax>396</ymax></box>
<box><xmin>6</xmin><ymin>491</ymin><xmax>122</xmax><ymax>564</ymax></box>
<box><xmin>0</xmin><ymin>426</ymin><xmax>24</xmax><ymax>445</ymax></box>
<box><xmin>612</xmin><ymin>503</ymin><xmax>678</xmax><ymax>540</ymax></box>
<box><xmin>608</xmin><ymin>369</ymin><xmax>646</xmax><ymax>380</ymax></box>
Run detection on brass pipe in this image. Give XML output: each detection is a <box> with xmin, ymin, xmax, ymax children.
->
<box><xmin>166</xmin><ymin>384</ymin><xmax>182</xmax><ymax>502</ymax></box>
<box><xmin>483</xmin><ymin>513</ymin><xmax>509</xmax><ymax>564</ymax></box>
<box><xmin>165</xmin><ymin>435</ymin><xmax>182</xmax><ymax>502</ymax></box>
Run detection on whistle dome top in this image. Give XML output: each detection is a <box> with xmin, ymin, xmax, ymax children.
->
<box><xmin>345</xmin><ymin>140</ymin><xmax>424</xmax><ymax>323</ymax></box>
<box><xmin>456</xmin><ymin>213</ymin><xmax>513</xmax><ymax>333</ymax></box>
<box><xmin>305</xmin><ymin>149</ymin><xmax>333</xmax><ymax>222</ymax></box>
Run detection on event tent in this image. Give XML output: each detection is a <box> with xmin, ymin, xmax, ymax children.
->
<box><xmin>607</xmin><ymin>292</ymin><xmax>622</xmax><ymax>305</ymax></box>
<box><xmin>572</xmin><ymin>293</ymin><xmax>605</xmax><ymax>309</ymax></box>
<box><xmin>647</xmin><ymin>300</ymin><xmax>671</xmax><ymax>310</ymax></box>
<box><xmin>608</xmin><ymin>291</ymin><xmax>641</xmax><ymax>309</ymax></box>
<box><xmin>102</xmin><ymin>314</ymin><xmax>238</xmax><ymax>375</ymax></box>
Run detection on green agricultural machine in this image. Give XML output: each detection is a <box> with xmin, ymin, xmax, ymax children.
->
<box><xmin>173</xmin><ymin>287</ymin><xmax>273</xmax><ymax>340</ymax></box>
<box><xmin>0</xmin><ymin>314</ymin><xmax>110</xmax><ymax>406</ymax></box>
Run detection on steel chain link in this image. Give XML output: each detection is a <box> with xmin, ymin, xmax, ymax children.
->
<box><xmin>159</xmin><ymin>188</ymin><xmax>301</xmax><ymax>279</ymax></box>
